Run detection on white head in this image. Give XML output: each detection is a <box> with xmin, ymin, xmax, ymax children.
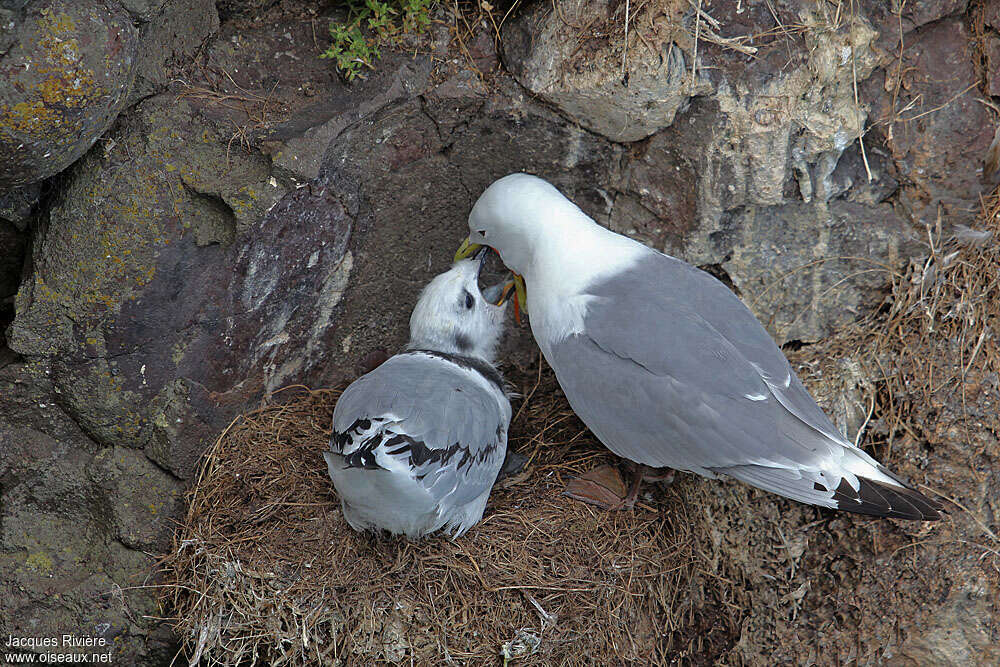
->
<box><xmin>407</xmin><ymin>250</ymin><xmax>508</xmax><ymax>363</ymax></box>
<box><xmin>467</xmin><ymin>173</ymin><xmax>589</xmax><ymax>278</ymax></box>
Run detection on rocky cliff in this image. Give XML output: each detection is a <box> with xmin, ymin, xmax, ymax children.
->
<box><xmin>1</xmin><ymin>0</ymin><xmax>997</xmax><ymax>662</ymax></box>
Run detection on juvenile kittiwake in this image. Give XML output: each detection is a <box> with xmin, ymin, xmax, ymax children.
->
<box><xmin>455</xmin><ymin>173</ymin><xmax>942</xmax><ymax>520</ymax></box>
<box><xmin>325</xmin><ymin>249</ymin><xmax>514</xmax><ymax>537</ymax></box>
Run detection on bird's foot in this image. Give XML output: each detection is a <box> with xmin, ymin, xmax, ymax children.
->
<box><xmin>496</xmin><ymin>451</ymin><xmax>529</xmax><ymax>484</ymax></box>
<box><xmin>564</xmin><ymin>463</ymin><xmax>675</xmax><ymax>511</ymax></box>
<box><xmin>639</xmin><ymin>467</ymin><xmax>675</xmax><ymax>486</ymax></box>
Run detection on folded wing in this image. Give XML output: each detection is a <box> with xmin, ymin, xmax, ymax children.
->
<box><xmin>547</xmin><ymin>251</ymin><xmax>940</xmax><ymax>520</ymax></box>
<box><xmin>328</xmin><ymin>354</ymin><xmax>510</xmax><ymax>535</ymax></box>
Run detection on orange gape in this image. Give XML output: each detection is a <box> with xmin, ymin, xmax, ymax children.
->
<box><xmin>497</xmin><ymin>278</ymin><xmax>522</xmax><ymax>324</ymax></box>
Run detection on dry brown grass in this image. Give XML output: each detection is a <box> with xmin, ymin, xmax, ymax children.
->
<box><xmin>159</xmin><ymin>191</ymin><xmax>1000</xmax><ymax>665</ymax></box>
<box><xmin>174</xmin><ymin>70</ymin><xmax>289</xmax><ymax>159</ymax></box>
<box><xmin>159</xmin><ymin>363</ymin><xmax>747</xmax><ymax>665</ymax></box>
<box><xmin>799</xmin><ymin>193</ymin><xmax>999</xmax><ymax>473</ymax></box>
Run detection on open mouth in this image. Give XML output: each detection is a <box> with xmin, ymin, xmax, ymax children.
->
<box><xmin>482</xmin><ymin>279</ymin><xmax>517</xmax><ymax>307</ymax></box>
<box><xmin>457</xmin><ymin>237</ymin><xmax>527</xmax><ymax>317</ymax></box>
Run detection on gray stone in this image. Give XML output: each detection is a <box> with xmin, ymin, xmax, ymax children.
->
<box><xmin>503</xmin><ymin>0</ymin><xmax>707</xmax><ymax>142</ymax></box>
<box><xmin>259</xmin><ymin>53</ymin><xmax>433</xmax><ymax>183</ymax></box>
<box><xmin>866</xmin><ymin>0</ymin><xmax>969</xmax><ymax>50</ymax></box>
<box><xmin>216</xmin><ymin>0</ymin><xmax>274</xmax><ymax>20</ymax></box>
<box><xmin>503</xmin><ymin>0</ymin><xmax>879</xmax><ymax>164</ymax></box>
<box><xmin>8</xmin><ymin>92</ymin><xmax>290</xmax><ymax>475</ymax></box>
<box><xmin>0</xmin><ymin>182</ymin><xmax>41</xmax><ymax>229</ymax></box>
<box><xmin>866</xmin><ymin>18</ymin><xmax>994</xmax><ymax>227</ymax></box>
<box><xmin>1</xmin><ymin>218</ymin><xmax>26</xmax><ymax>303</ymax></box>
<box><xmin>697</xmin><ymin>200</ymin><xmax>915</xmax><ymax>343</ymax></box>
<box><xmin>896</xmin><ymin>575</ymin><xmax>1000</xmax><ymax>665</ymax></box>
<box><xmin>0</xmin><ymin>0</ymin><xmax>139</xmax><ymax>188</ymax></box>
<box><xmin>130</xmin><ymin>0</ymin><xmax>218</xmax><ymax>102</ymax></box>
<box><xmin>0</xmin><ymin>360</ymin><xmax>179</xmax><ymax>664</ymax></box>
<box><xmin>119</xmin><ymin>0</ymin><xmax>167</xmax><ymax>22</ymax></box>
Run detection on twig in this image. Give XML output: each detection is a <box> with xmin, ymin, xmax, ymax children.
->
<box><xmin>687</xmin><ymin>0</ymin><xmax>720</xmax><ymax>30</ymax></box>
<box><xmin>962</xmin><ymin>329</ymin><xmax>988</xmax><ymax>377</ymax></box>
<box><xmin>698</xmin><ymin>29</ymin><xmax>758</xmax><ymax>56</ymax></box>
<box><xmin>902</xmin><ymin>82</ymin><xmax>980</xmax><ymax>122</ymax></box>
<box><xmin>918</xmin><ymin>485</ymin><xmax>999</xmax><ymax>544</ymax></box>
<box><xmin>854</xmin><ymin>392</ymin><xmax>876</xmax><ymax>448</ymax></box>
<box><xmin>690</xmin><ymin>0</ymin><xmax>702</xmax><ymax>94</ymax></box>
<box><xmin>849</xmin><ymin>0</ymin><xmax>873</xmax><ymax>182</ymax></box>
<box><xmin>621</xmin><ymin>0</ymin><xmax>630</xmax><ymax>83</ymax></box>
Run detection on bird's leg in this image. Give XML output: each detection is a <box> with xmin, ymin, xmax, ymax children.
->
<box><xmin>640</xmin><ymin>467</ymin><xmax>676</xmax><ymax>485</ymax></box>
<box><xmin>564</xmin><ymin>463</ymin><xmax>675</xmax><ymax>510</ymax></box>
<box><xmin>618</xmin><ymin>463</ymin><xmax>674</xmax><ymax>509</ymax></box>
<box><xmin>617</xmin><ymin>464</ymin><xmax>645</xmax><ymax>510</ymax></box>
<box><xmin>495</xmin><ymin>450</ymin><xmax>529</xmax><ymax>483</ymax></box>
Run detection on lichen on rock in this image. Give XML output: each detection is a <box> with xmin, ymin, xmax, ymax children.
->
<box><xmin>0</xmin><ymin>0</ymin><xmax>139</xmax><ymax>188</ymax></box>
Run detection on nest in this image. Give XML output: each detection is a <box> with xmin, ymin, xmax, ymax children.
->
<box><xmin>160</xmin><ymin>195</ymin><xmax>1000</xmax><ymax>665</ymax></box>
<box><xmin>159</xmin><ymin>365</ymin><xmax>747</xmax><ymax>665</ymax></box>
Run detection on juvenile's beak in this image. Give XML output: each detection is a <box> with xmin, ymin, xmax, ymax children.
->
<box><xmin>455</xmin><ymin>236</ymin><xmax>527</xmax><ymax>321</ymax></box>
<box><xmin>474</xmin><ymin>245</ymin><xmax>490</xmax><ymax>278</ymax></box>
<box><xmin>493</xmin><ymin>279</ymin><xmax>516</xmax><ymax>307</ymax></box>
<box><xmin>455</xmin><ymin>236</ymin><xmax>483</xmax><ymax>262</ymax></box>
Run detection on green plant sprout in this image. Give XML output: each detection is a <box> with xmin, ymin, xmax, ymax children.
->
<box><xmin>321</xmin><ymin>0</ymin><xmax>435</xmax><ymax>81</ymax></box>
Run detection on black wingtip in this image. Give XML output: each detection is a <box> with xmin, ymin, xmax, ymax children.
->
<box><xmin>832</xmin><ymin>476</ymin><xmax>944</xmax><ymax>521</ymax></box>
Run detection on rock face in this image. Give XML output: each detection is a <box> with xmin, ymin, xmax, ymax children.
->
<box><xmin>0</xmin><ymin>359</ymin><xmax>182</xmax><ymax>663</ymax></box>
<box><xmin>896</xmin><ymin>575</ymin><xmax>1000</xmax><ymax>665</ymax></box>
<box><xmin>867</xmin><ymin>17</ymin><xmax>993</xmax><ymax>227</ymax></box>
<box><xmin>129</xmin><ymin>0</ymin><xmax>218</xmax><ymax>102</ymax></box>
<box><xmin>1</xmin><ymin>219</ymin><xmax>26</xmax><ymax>306</ymax></box>
<box><xmin>505</xmin><ymin>0</ymin><xmax>938</xmax><ymax>343</ymax></box>
<box><xmin>0</xmin><ymin>0</ymin><xmax>139</xmax><ymax>188</ymax></box>
<box><xmin>502</xmin><ymin>0</ymin><xmax>705</xmax><ymax>143</ymax></box>
<box><xmin>0</xmin><ymin>0</ymin><xmax>997</xmax><ymax>663</ymax></box>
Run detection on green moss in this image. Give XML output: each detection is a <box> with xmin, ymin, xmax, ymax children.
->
<box><xmin>24</xmin><ymin>551</ymin><xmax>54</xmax><ymax>574</ymax></box>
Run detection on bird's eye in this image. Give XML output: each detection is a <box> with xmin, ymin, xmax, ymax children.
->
<box><xmin>464</xmin><ymin>291</ymin><xmax>475</xmax><ymax>309</ymax></box>
<box><xmin>477</xmin><ymin>229</ymin><xmax>487</xmax><ymax>238</ymax></box>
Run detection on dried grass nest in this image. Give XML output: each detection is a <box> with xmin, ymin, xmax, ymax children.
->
<box><xmin>160</xmin><ymin>195</ymin><xmax>1000</xmax><ymax>665</ymax></box>
<box><xmin>159</xmin><ymin>362</ymin><xmax>746</xmax><ymax>665</ymax></box>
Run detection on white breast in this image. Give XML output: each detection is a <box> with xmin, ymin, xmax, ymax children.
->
<box><xmin>526</xmin><ymin>218</ymin><xmax>648</xmax><ymax>352</ymax></box>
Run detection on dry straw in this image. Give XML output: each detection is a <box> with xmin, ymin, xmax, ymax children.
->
<box><xmin>160</xmin><ymin>193</ymin><xmax>999</xmax><ymax>664</ymax></box>
<box><xmin>159</xmin><ymin>364</ymin><xmax>746</xmax><ymax>664</ymax></box>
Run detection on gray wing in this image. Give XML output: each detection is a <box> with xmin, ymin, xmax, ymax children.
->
<box><xmin>331</xmin><ymin>354</ymin><xmax>510</xmax><ymax>507</ymax></box>
<box><xmin>547</xmin><ymin>251</ymin><xmax>941</xmax><ymax>520</ymax></box>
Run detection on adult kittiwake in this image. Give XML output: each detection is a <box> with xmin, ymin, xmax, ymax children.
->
<box><xmin>325</xmin><ymin>249</ymin><xmax>514</xmax><ymax>537</ymax></box>
<box><xmin>455</xmin><ymin>173</ymin><xmax>941</xmax><ymax>520</ymax></box>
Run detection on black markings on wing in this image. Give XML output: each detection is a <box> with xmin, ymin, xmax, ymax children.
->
<box><xmin>332</xmin><ymin>417</ymin><xmax>387</xmax><ymax>470</ymax></box>
<box><xmin>332</xmin><ymin>418</ymin><xmax>372</xmax><ymax>451</ymax></box>
<box><xmin>332</xmin><ymin>417</ymin><xmax>499</xmax><ymax>474</ymax></box>
<box><xmin>381</xmin><ymin>432</ymin><xmax>499</xmax><ymax>471</ymax></box>
<box><xmin>830</xmin><ymin>476</ymin><xmax>943</xmax><ymax>521</ymax></box>
<box><xmin>404</xmin><ymin>349</ymin><xmax>504</xmax><ymax>391</ymax></box>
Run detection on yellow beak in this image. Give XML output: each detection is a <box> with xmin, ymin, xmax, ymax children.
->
<box><xmin>496</xmin><ymin>280</ymin><xmax>516</xmax><ymax>307</ymax></box>
<box><xmin>511</xmin><ymin>273</ymin><xmax>527</xmax><ymax>316</ymax></box>
<box><xmin>454</xmin><ymin>236</ymin><xmax>528</xmax><ymax>321</ymax></box>
<box><xmin>454</xmin><ymin>237</ymin><xmax>483</xmax><ymax>262</ymax></box>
